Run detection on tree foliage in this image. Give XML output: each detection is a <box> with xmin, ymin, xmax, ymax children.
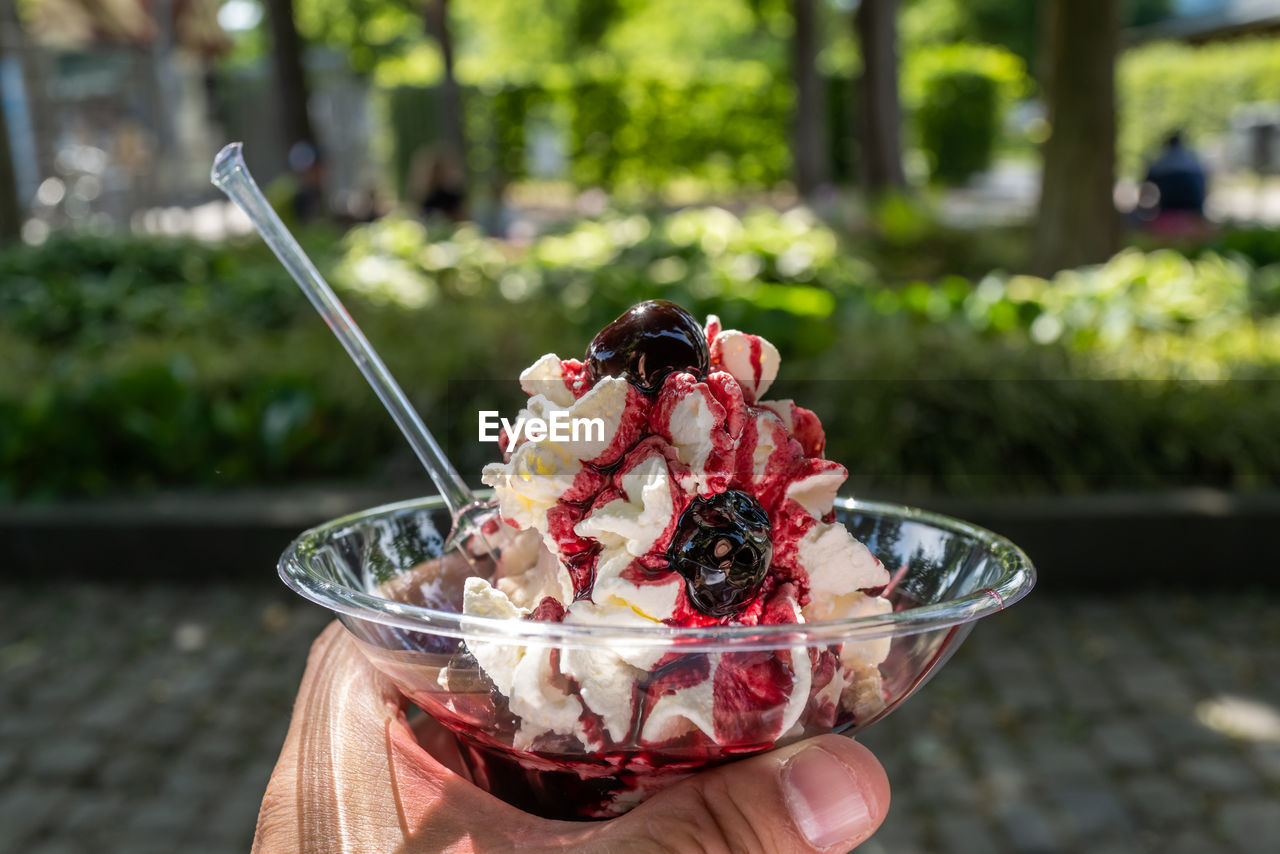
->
<box><xmin>239</xmin><ymin>0</ymin><xmax>834</xmax><ymax>91</ymax></box>
<box><xmin>294</xmin><ymin>0</ymin><xmax>423</xmax><ymax>76</ymax></box>
<box><xmin>286</xmin><ymin>0</ymin><xmax>782</xmax><ymax>86</ymax></box>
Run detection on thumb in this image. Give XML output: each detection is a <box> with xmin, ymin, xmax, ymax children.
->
<box><xmin>593</xmin><ymin>734</ymin><xmax>890</xmax><ymax>853</ymax></box>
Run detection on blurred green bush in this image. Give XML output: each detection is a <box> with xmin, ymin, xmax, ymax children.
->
<box><xmin>3</xmin><ymin>210</ymin><xmax>1279</xmax><ymax>501</ymax></box>
<box><xmin>902</xmin><ymin>43</ymin><xmax>1029</xmax><ymax>185</ymax></box>
<box><xmin>916</xmin><ymin>71</ymin><xmax>1001</xmax><ymax>184</ymax></box>
<box><xmin>0</xmin><ymin>231</ymin><xmax>383</xmax><ymax>499</ymax></box>
<box><xmin>388</xmin><ymin>44</ymin><xmax>1030</xmax><ymax>195</ymax></box>
<box><xmin>1207</xmin><ymin>226</ymin><xmax>1280</xmax><ymax>272</ymax></box>
<box><xmin>390</xmin><ymin>66</ymin><xmax>793</xmax><ymax>194</ymax></box>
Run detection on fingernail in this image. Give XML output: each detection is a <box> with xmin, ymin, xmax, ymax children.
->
<box><xmin>782</xmin><ymin>746</ymin><xmax>874</xmax><ymax>849</ymax></box>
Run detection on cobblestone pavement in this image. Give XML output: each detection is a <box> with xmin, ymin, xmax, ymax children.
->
<box><xmin>1</xmin><ymin>584</ymin><xmax>1277</xmax><ymax>853</ymax></box>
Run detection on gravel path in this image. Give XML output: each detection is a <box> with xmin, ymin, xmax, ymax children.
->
<box><xmin>1</xmin><ymin>584</ymin><xmax>1277</xmax><ymax>853</ymax></box>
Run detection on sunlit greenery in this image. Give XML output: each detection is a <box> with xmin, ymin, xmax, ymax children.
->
<box><xmin>5</xmin><ymin>212</ymin><xmax>1279</xmax><ymax>499</ymax></box>
<box><xmin>900</xmin><ymin>42</ymin><xmax>1028</xmax><ymax>109</ymax></box>
<box><xmin>903</xmin><ymin>43</ymin><xmax>1028</xmax><ymax>183</ymax></box>
<box><xmin>290</xmin><ymin>0</ymin><xmax>787</xmax><ymax>87</ymax></box>
<box><xmin>12</xmin><ymin>0</ymin><xmax>1279</xmax><ymax>502</ymax></box>
<box><xmin>215</xmin><ymin>0</ymin><xmax>1280</xmax><ymax>196</ymax></box>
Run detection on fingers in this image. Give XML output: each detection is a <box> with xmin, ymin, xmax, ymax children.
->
<box><xmin>254</xmin><ymin>622</ymin><xmax>430</xmax><ymax>852</ymax></box>
<box><xmin>254</xmin><ymin>622</ymin><xmax>393</xmax><ymax>851</ymax></box>
<box><xmin>253</xmin><ymin>623</ymin><xmax>579</xmax><ymax>853</ymax></box>
<box><xmin>778</xmin><ymin>738</ymin><xmax>890</xmax><ymax>850</ymax></box>
<box><xmin>588</xmin><ymin>735</ymin><xmax>890</xmax><ymax>854</ymax></box>
<box><xmin>258</xmin><ymin>625</ymin><xmax>890</xmax><ymax>854</ymax></box>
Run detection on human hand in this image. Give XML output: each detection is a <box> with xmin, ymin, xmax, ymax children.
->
<box><xmin>253</xmin><ymin>623</ymin><xmax>890</xmax><ymax>853</ymax></box>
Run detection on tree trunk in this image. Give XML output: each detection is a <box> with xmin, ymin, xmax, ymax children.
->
<box><xmin>791</xmin><ymin>0</ymin><xmax>827</xmax><ymax>199</ymax></box>
<box><xmin>0</xmin><ymin>0</ymin><xmax>22</xmax><ymax>243</ymax></box>
<box><xmin>855</xmin><ymin>0</ymin><xmax>905</xmax><ymax>195</ymax></box>
<box><xmin>264</xmin><ymin>0</ymin><xmax>317</xmax><ymax>154</ymax></box>
<box><xmin>1032</xmin><ymin>0</ymin><xmax>1120</xmax><ymax>275</ymax></box>
<box><xmin>424</xmin><ymin>0</ymin><xmax>467</xmax><ymax>184</ymax></box>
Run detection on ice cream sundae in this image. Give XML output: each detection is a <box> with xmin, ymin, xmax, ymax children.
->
<box><xmin>218</xmin><ymin>137</ymin><xmax>1034</xmax><ymax>824</ymax></box>
<box><xmin>434</xmin><ymin>300</ymin><xmax>895</xmax><ymax>815</ymax></box>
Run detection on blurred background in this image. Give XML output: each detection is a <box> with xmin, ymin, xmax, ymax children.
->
<box><xmin>1</xmin><ymin>1</ymin><xmax>1278</xmax><ymax>852</ymax></box>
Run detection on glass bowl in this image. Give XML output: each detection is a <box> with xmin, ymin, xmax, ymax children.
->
<box><xmin>279</xmin><ymin>494</ymin><xmax>1035</xmax><ymax>819</ymax></box>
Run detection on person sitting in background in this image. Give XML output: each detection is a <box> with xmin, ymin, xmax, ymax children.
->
<box><xmin>410</xmin><ymin>143</ymin><xmax>468</xmax><ymax>223</ymax></box>
<box><xmin>288</xmin><ymin>142</ymin><xmax>328</xmax><ymax>224</ymax></box>
<box><xmin>1141</xmin><ymin>131</ymin><xmax>1209</xmax><ymax>238</ymax></box>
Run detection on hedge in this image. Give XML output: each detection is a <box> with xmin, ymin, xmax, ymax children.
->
<box><xmin>390</xmin><ymin>67</ymin><xmax>794</xmax><ymax>194</ymax></box>
<box><xmin>380</xmin><ymin>37</ymin><xmax>1280</xmax><ymax>192</ymax></box>
<box><xmin>916</xmin><ymin>71</ymin><xmax>1001</xmax><ymax>184</ymax></box>
<box><xmin>387</xmin><ymin>44</ymin><xmax>1032</xmax><ymax>194</ymax></box>
<box><xmin>3</xmin><ymin>210</ymin><xmax>1279</xmax><ymax>500</ymax></box>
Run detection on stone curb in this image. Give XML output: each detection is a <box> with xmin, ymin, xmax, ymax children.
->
<box><xmin>3</xmin><ymin>486</ymin><xmax>1278</xmax><ymax>589</ymax></box>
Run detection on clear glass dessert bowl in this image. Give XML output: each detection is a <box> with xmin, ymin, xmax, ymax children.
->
<box><xmin>279</xmin><ymin>493</ymin><xmax>1035</xmax><ymax>820</ymax></box>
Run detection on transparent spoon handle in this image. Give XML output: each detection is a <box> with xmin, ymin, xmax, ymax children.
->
<box><xmin>210</xmin><ymin>142</ymin><xmax>476</xmax><ymax>516</ymax></box>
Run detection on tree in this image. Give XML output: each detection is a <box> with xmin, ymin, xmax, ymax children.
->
<box><xmin>264</xmin><ymin>0</ymin><xmax>318</xmax><ymax>155</ymax></box>
<box><xmin>955</xmin><ymin>0</ymin><xmax>1040</xmax><ymax>75</ymax></box>
<box><xmin>0</xmin><ymin>0</ymin><xmax>22</xmax><ymax>243</ymax></box>
<box><xmin>0</xmin><ymin>91</ymin><xmax>16</xmax><ymax>243</ymax></box>
<box><xmin>572</xmin><ymin>0</ymin><xmax>622</xmax><ymax>50</ymax></box>
<box><xmin>790</xmin><ymin>0</ymin><xmax>827</xmax><ymax>198</ymax></box>
<box><xmin>1031</xmin><ymin>0</ymin><xmax>1120</xmax><ymax>275</ymax></box>
<box><xmin>1127</xmin><ymin>0</ymin><xmax>1174</xmax><ymax>28</ymax></box>
<box><xmin>423</xmin><ymin>0</ymin><xmax>466</xmax><ymax>182</ymax></box>
<box><xmin>855</xmin><ymin>0</ymin><xmax>905</xmax><ymax>195</ymax></box>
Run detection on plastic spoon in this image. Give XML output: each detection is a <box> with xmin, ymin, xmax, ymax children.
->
<box><xmin>210</xmin><ymin>142</ymin><xmax>495</xmax><ymax>566</ymax></box>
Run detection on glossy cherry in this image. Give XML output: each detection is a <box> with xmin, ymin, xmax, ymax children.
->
<box><xmin>585</xmin><ymin>300</ymin><xmax>710</xmax><ymax>394</ymax></box>
<box><xmin>667</xmin><ymin>490</ymin><xmax>773</xmax><ymax>618</ymax></box>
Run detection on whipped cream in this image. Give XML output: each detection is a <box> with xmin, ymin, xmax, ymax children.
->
<box><xmin>710</xmin><ymin>324</ymin><xmax>780</xmax><ymax>402</ymax></box>
<box><xmin>575</xmin><ymin>454</ymin><xmax>674</xmax><ymax>558</ymax></box>
<box><xmin>458</xmin><ymin>312</ymin><xmax>896</xmax><ymax>763</ymax></box>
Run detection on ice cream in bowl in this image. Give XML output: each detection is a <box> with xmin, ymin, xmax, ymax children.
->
<box><xmin>278</xmin><ymin>301</ymin><xmax>1036</xmax><ymax>819</ymax></box>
